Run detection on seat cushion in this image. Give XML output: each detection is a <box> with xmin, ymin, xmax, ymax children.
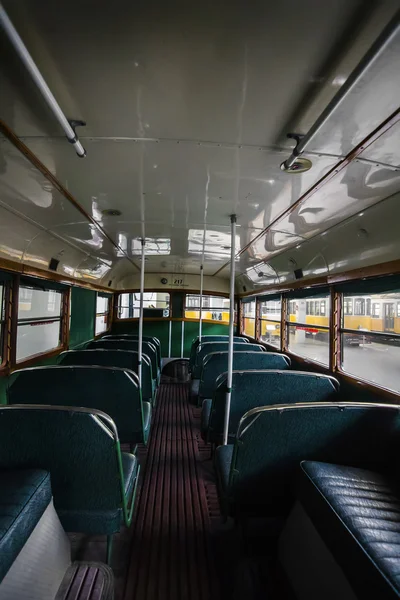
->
<box><xmin>300</xmin><ymin>461</ymin><xmax>400</xmax><ymax>599</ymax></box>
<box><xmin>0</xmin><ymin>469</ymin><xmax>52</xmax><ymax>582</ymax></box>
<box><xmin>191</xmin><ymin>379</ymin><xmax>200</xmax><ymax>400</ymax></box>
<box><xmin>215</xmin><ymin>445</ymin><xmax>234</xmax><ymax>494</ymax></box>
<box><xmin>122</xmin><ymin>453</ymin><xmax>138</xmax><ymax>499</ymax></box>
<box><xmin>201</xmin><ymin>399</ymin><xmax>212</xmax><ymax>441</ymax></box>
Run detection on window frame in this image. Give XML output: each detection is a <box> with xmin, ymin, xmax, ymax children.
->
<box><xmin>14</xmin><ymin>283</ymin><xmax>69</xmax><ymax>367</ymax></box>
<box><xmin>116</xmin><ymin>290</ymin><xmax>171</xmax><ymax>321</ymax></box>
<box><xmin>184</xmin><ymin>293</ymin><xmax>230</xmax><ymax>323</ymax></box>
<box><xmin>94</xmin><ymin>293</ymin><xmax>112</xmax><ymax>337</ymax></box>
<box><xmin>0</xmin><ymin>282</ymin><xmax>9</xmax><ymax>370</ymax></box>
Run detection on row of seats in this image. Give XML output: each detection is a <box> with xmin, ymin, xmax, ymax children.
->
<box><xmin>189</xmin><ymin>334</ymin><xmax>400</xmax><ymax>598</ymax></box>
<box><xmin>0</xmin><ymin>333</ymin><xmax>162</xmax><ymax>590</ymax></box>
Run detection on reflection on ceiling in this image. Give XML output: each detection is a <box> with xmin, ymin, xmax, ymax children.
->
<box><xmin>0</xmin><ymin>0</ymin><xmax>399</xmax><ymax>289</ymax></box>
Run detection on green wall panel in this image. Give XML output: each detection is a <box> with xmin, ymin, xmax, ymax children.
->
<box><xmin>69</xmin><ymin>287</ymin><xmax>96</xmax><ymax>348</ymax></box>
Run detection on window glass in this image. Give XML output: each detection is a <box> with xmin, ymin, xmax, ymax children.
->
<box><xmin>0</xmin><ymin>284</ymin><xmax>4</xmax><ymax>364</ymax></box>
<box><xmin>340</xmin><ymin>292</ymin><xmax>400</xmax><ymax>392</ymax></box>
<box><xmin>184</xmin><ymin>295</ymin><xmax>229</xmax><ymax>322</ymax></box>
<box><xmin>259</xmin><ymin>299</ymin><xmax>281</xmax><ymax>347</ymax></box>
<box><xmin>95</xmin><ymin>294</ymin><xmax>110</xmax><ymax>335</ymax></box>
<box><xmin>17</xmin><ymin>287</ymin><xmax>62</xmax><ymax>362</ymax></box>
<box><xmin>118</xmin><ymin>292</ymin><xmax>170</xmax><ymax>318</ymax></box>
<box><xmin>286</xmin><ymin>295</ymin><xmax>330</xmax><ymax>365</ymax></box>
<box><xmin>243</xmin><ymin>301</ymin><xmax>256</xmax><ymax>338</ymax></box>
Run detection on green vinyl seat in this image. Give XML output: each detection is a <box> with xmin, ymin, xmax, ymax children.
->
<box><xmin>197</xmin><ymin>351</ymin><xmax>291</xmax><ymax>406</ymax></box>
<box><xmin>0</xmin><ymin>469</ymin><xmax>52</xmax><ymax>583</ymax></box>
<box><xmin>7</xmin><ymin>365</ymin><xmax>151</xmax><ymax>446</ymax></box>
<box><xmin>215</xmin><ymin>401</ymin><xmax>400</xmax><ymax>519</ymax></box>
<box><xmin>189</xmin><ymin>335</ymin><xmax>247</xmax><ymax>373</ymax></box>
<box><xmin>202</xmin><ymin>370</ymin><xmax>338</xmax><ymax>444</ymax></box>
<box><xmin>0</xmin><ymin>406</ymin><xmax>139</xmax><ymax>539</ymax></box>
<box><xmin>192</xmin><ymin>341</ymin><xmax>264</xmax><ymax>380</ymax></box>
<box><xmin>104</xmin><ymin>335</ymin><xmax>161</xmax><ymax>376</ymax></box>
<box><xmin>58</xmin><ymin>349</ymin><xmax>155</xmax><ymax>405</ymax></box>
<box><xmin>89</xmin><ymin>339</ymin><xmax>159</xmax><ymax>387</ymax></box>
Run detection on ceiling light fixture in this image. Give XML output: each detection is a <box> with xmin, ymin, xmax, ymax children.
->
<box><xmin>101</xmin><ymin>209</ymin><xmax>122</xmax><ymax>217</ymax></box>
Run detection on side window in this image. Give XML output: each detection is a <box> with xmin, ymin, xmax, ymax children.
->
<box><xmin>0</xmin><ymin>284</ymin><xmax>5</xmax><ymax>365</ymax></box>
<box><xmin>117</xmin><ymin>292</ymin><xmax>170</xmax><ymax>319</ymax></box>
<box><xmin>16</xmin><ymin>286</ymin><xmax>63</xmax><ymax>362</ymax></box>
<box><xmin>340</xmin><ymin>292</ymin><xmax>400</xmax><ymax>393</ymax></box>
<box><xmin>242</xmin><ymin>301</ymin><xmax>256</xmax><ymax>338</ymax></box>
<box><xmin>286</xmin><ymin>294</ymin><xmax>330</xmax><ymax>366</ymax></box>
<box><xmin>259</xmin><ymin>298</ymin><xmax>281</xmax><ymax>348</ymax></box>
<box><xmin>184</xmin><ymin>295</ymin><xmax>229</xmax><ymax>322</ymax></box>
<box><xmin>95</xmin><ymin>294</ymin><xmax>110</xmax><ymax>335</ymax></box>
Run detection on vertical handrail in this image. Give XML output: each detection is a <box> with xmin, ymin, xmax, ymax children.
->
<box><xmin>222</xmin><ymin>214</ymin><xmax>236</xmax><ymax>445</ymax></box>
<box><xmin>138</xmin><ymin>239</ymin><xmax>145</xmax><ymax>389</ymax></box>
<box><xmin>199</xmin><ymin>264</ymin><xmax>204</xmax><ymax>341</ymax></box>
<box><xmin>181</xmin><ymin>321</ymin><xmax>185</xmax><ymax>358</ymax></box>
<box><xmin>168</xmin><ymin>319</ymin><xmax>172</xmax><ymax>358</ymax></box>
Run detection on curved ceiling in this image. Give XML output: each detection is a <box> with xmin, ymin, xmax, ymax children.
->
<box><xmin>0</xmin><ymin>0</ymin><xmax>399</xmax><ymax>289</ymax></box>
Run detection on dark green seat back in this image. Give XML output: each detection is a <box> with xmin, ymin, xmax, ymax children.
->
<box><xmin>200</xmin><ymin>351</ymin><xmax>291</xmax><ymax>399</ymax></box>
<box><xmin>0</xmin><ymin>406</ymin><xmax>125</xmax><ymax>534</ymax></box>
<box><xmin>189</xmin><ymin>336</ymin><xmax>246</xmax><ymax>371</ymax></box>
<box><xmin>89</xmin><ymin>339</ymin><xmax>158</xmax><ymax>381</ymax></box>
<box><xmin>104</xmin><ymin>335</ymin><xmax>161</xmax><ymax>368</ymax></box>
<box><xmin>229</xmin><ymin>402</ymin><xmax>400</xmax><ymax>515</ymax></box>
<box><xmin>193</xmin><ymin>342</ymin><xmax>264</xmax><ymax>378</ymax></box>
<box><xmin>58</xmin><ymin>349</ymin><xmax>153</xmax><ymax>401</ymax></box>
<box><xmin>7</xmin><ymin>365</ymin><xmax>146</xmax><ymax>444</ymax></box>
<box><xmin>209</xmin><ymin>370</ymin><xmax>339</xmax><ymax>444</ymax></box>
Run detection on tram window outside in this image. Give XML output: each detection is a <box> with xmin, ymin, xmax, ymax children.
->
<box><xmin>16</xmin><ymin>287</ymin><xmax>62</xmax><ymax>362</ymax></box>
<box><xmin>0</xmin><ymin>285</ymin><xmax>4</xmax><ymax>364</ymax></box>
<box><xmin>184</xmin><ymin>295</ymin><xmax>229</xmax><ymax>322</ymax></box>
<box><xmin>117</xmin><ymin>292</ymin><xmax>170</xmax><ymax>318</ymax></box>
<box><xmin>259</xmin><ymin>298</ymin><xmax>281</xmax><ymax>348</ymax></box>
<box><xmin>243</xmin><ymin>301</ymin><xmax>256</xmax><ymax>338</ymax></box>
<box><xmin>340</xmin><ymin>292</ymin><xmax>400</xmax><ymax>392</ymax></box>
<box><xmin>286</xmin><ymin>294</ymin><xmax>330</xmax><ymax>366</ymax></box>
<box><xmin>95</xmin><ymin>294</ymin><xmax>110</xmax><ymax>335</ymax></box>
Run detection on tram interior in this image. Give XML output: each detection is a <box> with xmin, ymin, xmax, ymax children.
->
<box><xmin>0</xmin><ymin>2</ymin><xmax>400</xmax><ymax>600</ymax></box>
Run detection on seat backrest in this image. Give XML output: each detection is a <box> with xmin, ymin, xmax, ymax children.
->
<box><xmin>0</xmin><ymin>405</ymin><xmax>124</xmax><ymax>513</ymax></box>
<box><xmin>200</xmin><ymin>351</ymin><xmax>291</xmax><ymax>399</ymax></box>
<box><xmin>193</xmin><ymin>342</ymin><xmax>264</xmax><ymax>378</ymax></box>
<box><xmin>7</xmin><ymin>365</ymin><xmax>145</xmax><ymax>444</ymax></box>
<box><xmin>89</xmin><ymin>339</ymin><xmax>158</xmax><ymax>379</ymax></box>
<box><xmin>58</xmin><ymin>349</ymin><xmax>153</xmax><ymax>400</ymax></box>
<box><xmin>189</xmin><ymin>335</ymin><xmax>247</xmax><ymax>370</ymax></box>
<box><xmin>230</xmin><ymin>402</ymin><xmax>400</xmax><ymax>514</ymax></box>
<box><xmin>103</xmin><ymin>335</ymin><xmax>161</xmax><ymax>367</ymax></box>
<box><xmin>209</xmin><ymin>370</ymin><xmax>339</xmax><ymax>443</ymax></box>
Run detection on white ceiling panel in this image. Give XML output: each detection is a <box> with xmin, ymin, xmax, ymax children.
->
<box><xmin>0</xmin><ymin>0</ymin><xmax>364</xmax><ymax>146</ymax></box>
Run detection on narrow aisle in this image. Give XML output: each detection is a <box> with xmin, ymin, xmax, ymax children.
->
<box><xmin>124</xmin><ymin>382</ymin><xmax>220</xmax><ymax>600</ymax></box>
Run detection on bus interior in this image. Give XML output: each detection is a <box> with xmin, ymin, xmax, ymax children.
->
<box><xmin>0</xmin><ymin>2</ymin><xmax>400</xmax><ymax>599</ymax></box>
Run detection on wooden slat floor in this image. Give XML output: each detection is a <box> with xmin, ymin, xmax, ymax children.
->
<box><xmin>124</xmin><ymin>381</ymin><xmax>220</xmax><ymax>600</ymax></box>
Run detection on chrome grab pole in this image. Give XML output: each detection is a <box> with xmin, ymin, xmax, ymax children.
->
<box><xmin>138</xmin><ymin>239</ymin><xmax>145</xmax><ymax>389</ymax></box>
<box><xmin>199</xmin><ymin>264</ymin><xmax>204</xmax><ymax>341</ymax></box>
<box><xmin>0</xmin><ymin>4</ymin><xmax>86</xmax><ymax>157</ymax></box>
<box><xmin>168</xmin><ymin>319</ymin><xmax>172</xmax><ymax>358</ymax></box>
<box><xmin>181</xmin><ymin>321</ymin><xmax>185</xmax><ymax>358</ymax></box>
<box><xmin>222</xmin><ymin>214</ymin><xmax>236</xmax><ymax>445</ymax></box>
<box><xmin>281</xmin><ymin>10</ymin><xmax>400</xmax><ymax>170</ymax></box>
